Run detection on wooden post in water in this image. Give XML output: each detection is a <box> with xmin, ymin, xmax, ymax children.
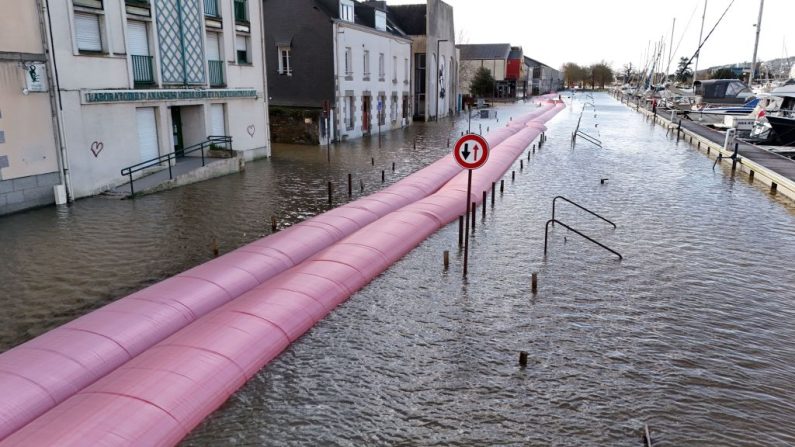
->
<box><xmin>271</xmin><ymin>216</ymin><xmax>277</xmax><ymax>232</ymax></box>
<box><xmin>458</xmin><ymin>215</ymin><xmax>464</xmax><ymax>247</ymax></box>
<box><xmin>212</xmin><ymin>238</ymin><xmax>219</xmax><ymax>258</ymax></box>
<box><xmin>519</xmin><ymin>351</ymin><xmax>528</xmax><ymax>367</ymax></box>
<box><xmin>491</xmin><ymin>182</ymin><xmax>495</xmax><ymax>206</ymax></box>
<box><xmin>371</xmin><ymin>157</ymin><xmax>375</xmax><ymax>166</ymax></box>
<box><xmin>443</xmin><ymin>250</ymin><xmax>449</xmax><ymax>270</ymax></box>
<box><xmin>533</xmin><ymin>144</ymin><xmax>536</xmax><ymax>153</ymax></box>
<box><xmin>531</xmin><ymin>272</ymin><xmax>538</xmax><ymax>293</ymax></box>
<box><xmin>500</xmin><ymin>179</ymin><xmax>504</xmax><ymax>193</ymax></box>
<box><xmin>328</xmin><ymin>181</ymin><xmax>332</xmax><ymax>205</ymax></box>
<box><xmin>471</xmin><ymin>202</ymin><xmax>476</xmax><ymax>232</ymax></box>
<box><xmin>381</xmin><ymin>170</ymin><xmax>385</xmax><ymax>183</ymax></box>
<box><xmin>512</xmin><ymin>171</ymin><xmax>515</xmax><ymax>181</ymax></box>
<box><xmin>347</xmin><ymin>173</ymin><xmax>352</xmax><ymax>197</ymax></box>
<box><xmin>482</xmin><ymin>191</ymin><xmax>486</xmax><ymax>219</ymax></box>
<box><xmin>520</xmin><ymin>159</ymin><xmax>523</xmax><ymax>171</ymax></box>
<box><xmin>392</xmin><ymin>161</ymin><xmax>395</xmax><ymax>172</ymax></box>
<box><xmin>360</xmin><ymin>179</ymin><xmax>364</xmax><ymax>193</ymax></box>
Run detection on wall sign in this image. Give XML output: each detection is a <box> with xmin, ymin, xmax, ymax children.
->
<box><xmin>83</xmin><ymin>89</ymin><xmax>257</xmax><ymax>104</ymax></box>
<box><xmin>25</xmin><ymin>63</ymin><xmax>48</xmax><ymax>92</ymax></box>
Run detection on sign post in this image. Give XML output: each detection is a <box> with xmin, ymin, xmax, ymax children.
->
<box><xmin>453</xmin><ymin>133</ymin><xmax>490</xmax><ymax>277</ymax></box>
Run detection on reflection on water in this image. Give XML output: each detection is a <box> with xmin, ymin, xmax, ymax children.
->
<box><xmin>3</xmin><ymin>95</ymin><xmax>795</xmax><ymax>445</ymax></box>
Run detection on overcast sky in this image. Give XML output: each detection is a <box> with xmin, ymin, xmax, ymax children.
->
<box><xmin>387</xmin><ymin>0</ymin><xmax>794</xmax><ymax>74</ymax></box>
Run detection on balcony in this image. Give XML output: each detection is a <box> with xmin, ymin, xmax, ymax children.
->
<box><xmin>208</xmin><ymin>60</ymin><xmax>225</xmax><ymax>87</ymax></box>
<box><xmin>234</xmin><ymin>0</ymin><xmax>247</xmax><ymax>23</ymax></box>
<box><xmin>203</xmin><ymin>0</ymin><xmax>219</xmax><ymax>17</ymax></box>
<box><xmin>131</xmin><ymin>55</ymin><xmax>154</xmax><ymax>87</ymax></box>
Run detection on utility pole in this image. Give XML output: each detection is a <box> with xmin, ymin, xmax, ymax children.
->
<box><xmin>693</xmin><ymin>0</ymin><xmax>708</xmax><ymax>86</ymax></box>
<box><xmin>749</xmin><ymin>0</ymin><xmax>764</xmax><ymax>84</ymax></box>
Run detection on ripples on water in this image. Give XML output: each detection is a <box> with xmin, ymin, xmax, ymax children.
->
<box><xmin>3</xmin><ymin>95</ymin><xmax>795</xmax><ymax>445</ymax></box>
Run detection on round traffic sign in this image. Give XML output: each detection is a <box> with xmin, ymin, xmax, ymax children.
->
<box><xmin>453</xmin><ymin>134</ymin><xmax>489</xmax><ymax>169</ymax></box>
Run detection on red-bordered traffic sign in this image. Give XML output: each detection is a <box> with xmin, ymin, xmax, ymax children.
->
<box><xmin>453</xmin><ymin>134</ymin><xmax>489</xmax><ymax>169</ymax></box>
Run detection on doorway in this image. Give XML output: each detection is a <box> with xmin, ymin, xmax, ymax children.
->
<box><xmin>170</xmin><ymin>107</ymin><xmax>184</xmax><ymax>157</ymax></box>
<box><xmin>362</xmin><ymin>95</ymin><xmax>371</xmax><ymax>133</ymax></box>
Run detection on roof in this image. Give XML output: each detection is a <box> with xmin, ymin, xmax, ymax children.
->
<box><xmin>388</xmin><ymin>4</ymin><xmax>426</xmax><ymax>35</ymax></box>
<box><xmin>313</xmin><ymin>0</ymin><xmax>407</xmax><ymax>38</ymax></box>
<box><xmin>524</xmin><ymin>56</ymin><xmax>556</xmax><ymax>70</ymax></box>
<box><xmin>457</xmin><ymin>44</ymin><xmax>511</xmax><ymax>61</ymax></box>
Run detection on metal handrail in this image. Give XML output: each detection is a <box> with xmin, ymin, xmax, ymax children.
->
<box><xmin>544</xmin><ymin>219</ymin><xmax>623</xmax><ymax>260</ymax></box>
<box><xmin>552</xmin><ymin>196</ymin><xmax>617</xmax><ymax>228</ymax></box>
<box><xmin>120</xmin><ymin>135</ymin><xmax>232</xmax><ymax>197</ymax></box>
<box><xmin>575</xmin><ymin>130</ymin><xmax>602</xmax><ymax>147</ymax></box>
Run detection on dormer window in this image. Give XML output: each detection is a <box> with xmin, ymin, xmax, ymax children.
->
<box><xmin>374</xmin><ymin>10</ymin><xmax>386</xmax><ymax>31</ymax></box>
<box><xmin>340</xmin><ymin>0</ymin><xmax>354</xmax><ymax>22</ymax></box>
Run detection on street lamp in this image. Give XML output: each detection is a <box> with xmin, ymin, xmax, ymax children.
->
<box><xmin>436</xmin><ymin>38</ymin><xmax>448</xmax><ymax>121</ymax></box>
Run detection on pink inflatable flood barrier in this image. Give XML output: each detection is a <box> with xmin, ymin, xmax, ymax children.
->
<box><xmin>0</xmin><ymin>100</ymin><xmax>564</xmax><ymax>446</ymax></box>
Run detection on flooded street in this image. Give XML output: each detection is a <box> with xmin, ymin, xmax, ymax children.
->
<box><xmin>3</xmin><ymin>94</ymin><xmax>795</xmax><ymax>445</ymax></box>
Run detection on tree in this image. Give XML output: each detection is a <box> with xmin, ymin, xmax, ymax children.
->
<box><xmin>469</xmin><ymin>66</ymin><xmax>495</xmax><ymax>98</ymax></box>
<box><xmin>561</xmin><ymin>62</ymin><xmax>588</xmax><ymax>89</ymax></box>
<box><xmin>711</xmin><ymin>68</ymin><xmax>739</xmax><ymax>79</ymax></box>
<box><xmin>590</xmin><ymin>62</ymin><xmax>614</xmax><ymax>89</ymax></box>
<box><xmin>675</xmin><ymin>57</ymin><xmax>693</xmax><ymax>83</ymax></box>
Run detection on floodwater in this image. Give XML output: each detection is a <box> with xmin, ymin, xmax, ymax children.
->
<box><xmin>3</xmin><ymin>94</ymin><xmax>795</xmax><ymax>446</ymax></box>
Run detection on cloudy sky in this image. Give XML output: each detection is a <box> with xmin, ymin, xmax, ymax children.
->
<box><xmin>387</xmin><ymin>0</ymin><xmax>794</xmax><ymax>74</ymax></box>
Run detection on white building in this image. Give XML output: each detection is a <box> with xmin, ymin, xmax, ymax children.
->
<box><xmin>46</xmin><ymin>0</ymin><xmax>270</xmax><ymax>199</ymax></box>
<box><xmin>333</xmin><ymin>1</ymin><xmax>412</xmax><ymax>141</ymax></box>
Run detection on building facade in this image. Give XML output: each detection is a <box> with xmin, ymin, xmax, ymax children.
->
<box><xmin>524</xmin><ymin>56</ymin><xmax>563</xmax><ymax>95</ymax></box>
<box><xmin>46</xmin><ymin>0</ymin><xmax>270</xmax><ymax>199</ymax></box>
<box><xmin>263</xmin><ymin>0</ymin><xmax>411</xmax><ymax>144</ymax></box>
<box><xmin>457</xmin><ymin>43</ymin><xmax>510</xmax><ymax>98</ymax></box>
<box><xmin>0</xmin><ymin>0</ymin><xmax>63</xmax><ymax>215</ymax></box>
<box><xmin>389</xmin><ymin>0</ymin><xmax>457</xmax><ymax>121</ymax></box>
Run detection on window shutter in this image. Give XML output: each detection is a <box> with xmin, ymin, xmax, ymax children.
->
<box><xmin>75</xmin><ymin>13</ymin><xmax>102</xmax><ymax>52</ymax></box>
<box><xmin>206</xmin><ymin>33</ymin><xmax>220</xmax><ymax>60</ymax></box>
<box><xmin>127</xmin><ymin>21</ymin><xmax>149</xmax><ymax>56</ymax></box>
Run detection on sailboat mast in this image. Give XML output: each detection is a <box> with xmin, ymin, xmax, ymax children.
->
<box><xmin>666</xmin><ymin>18</ymin><xmax>676</xmax><ymax>81</ymax></box>
<box><xmin>693</xmin><ymin>0</ymin><xmax>708</xmax><ymax>85</ymax></box>
<box><xmin>749</xmin><ymin>0</ymin><xmax>764</xmax><ymax>84</ymax></box>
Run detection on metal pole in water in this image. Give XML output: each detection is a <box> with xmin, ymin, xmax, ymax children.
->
<box><xmin>471</xmin><ymin>201</ymin><xmax>476</xmax><ymax>232</ymax></box>
<box><xmin>532</xmin><ymin>272</ymin><xmax>538</xmax><ymax>294</ymax></box>
<box><xmin>463</xmin><ymin>170</ymin><xmax>472</xmax><ymax>277</ymax></box>
<box><xmin>443</xmin><ymin>250</ymin><xmax>449</xmax><ymax>270</ymax></box>
<box><xmin>519</xmin><ymin>351</ymin><xmax>528</xmax><ymax>367</ymax></box>
<box><xmin>482</xmin><ymin>191</ymin><xmax>486</xmax><ymax>219</ymax></box>
<box><xmin>347</xmin><ymin>173</ymin><xmax>352</xmax><ymax>197</ymax></box>
<box><xmin>381</xmin><ymin>170</ymin><xmax>385</xmax><ymax>183</ymax></box>
<box><xmin>491</xmin><ymin>182</ymin><xmax>495</xmax><ymax>206</ymax></box>
<box><xmin>500</xmin><ymin>179</ymin><xmax>504</xmax><ymax>193</ymax></box>
<box><xmin>328</xmin><ymin>181</ymin><xmax>332</xmax><ymax>205</ymax></box>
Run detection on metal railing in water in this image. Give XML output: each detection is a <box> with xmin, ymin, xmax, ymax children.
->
<box><xmin>544</xmin><ymin>196</ymin><xmax>622</xmax><ymax>260</ymax></box>
<box><xmin>120</xmin><ymin>135</ymin><xmax>232</xmax><ymax>197</ymax></box>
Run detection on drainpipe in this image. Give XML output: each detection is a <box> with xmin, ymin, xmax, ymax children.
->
<box><xmin>257</xmin><ymin>0</ymin><xmax>272</xmax><ymax>155</ymax></box>
<box><xmin>39</xmin><ymin>0</ymin><xmax>73</xmax><ymax>202</ymax></box>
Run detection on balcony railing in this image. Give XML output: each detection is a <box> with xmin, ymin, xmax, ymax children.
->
<box><xmin>234</xmin><ymin>0</ymin><xmax>247</xmax><ymax>22</ymax></box>
<box><xmin>208</xmin><ymin>60</ymin><xmax>225</xmax><ymax>87</ymax></box>
<box><xmin>203</xmin><ymin>0</ymin><xmax>219</xmax><ymax>17</ymax></box>
<box><xmin>131</xmin><ymin>55</ymin><xmax>154</xmax><ymax>86</ymax></box>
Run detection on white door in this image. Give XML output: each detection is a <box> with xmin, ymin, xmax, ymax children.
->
<box><xmin>210</xmin><ymin>104</ymin><xmax>225</xmax><ymax>136</ymax></box>
<box><xmin>136</xmin><ymin>108</ymin><xmax>159</xmax><ymax>162</ymax></box>
<box><xmin>206</xmin><ymin>32</ymin><xmax>220</xmax><ymax>60</ymax></box>
<box><xmin>127</xmin><ymin>21</ymin><xmax>149</xmax><ymax>56</ymax></box>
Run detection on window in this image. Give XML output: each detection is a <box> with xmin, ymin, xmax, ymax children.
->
<box><xmin>234</xmin><ymin>0</ymin><xmax>247</xmax><ymax>22</ymax></box>
<box><xmin>344</xmin><ymin>47</ymin><xmax>352</xmax><ymax>75</ymax></box>
<box><xmin>74</xmin><ymin>0</ymin><xmax>103</xmax><ymax>9</ymax></box>
<box><xmin>207</xmin><ymin>32</ymin><xmax>224</xmax><ymax>86</ymax></box>
<box><xmin>346</xmin><ymin>95</ymin><xmax>355</xmax><ymax>129</ymax></box>
<box><xmin>378</xmin><ymin>53</ymin><xmax>384</xmax><ymax>80</ymax></box>
<box><xmin>128</xmin><ymin>21</ymin><xmax>153</xmax><ymax>85</ymax></box>
<box><xmin>74</xmin><ymin>12</ymin><xmax>103</xmax><ymax>52</ymax></box>
<box><xmin>278</xmin><ymin>46</ymin><xmax>291</xmax><ymax>75</ymax></box>
<box><xmin>363</xmin><ymin>50</ymin><xmax>369</xmax><ymax>77</ymax></box>
<box><xmin>340</xmin><ymin>0</ymin><xmax>354</xmax><ymax>22</ymax></box>
<box><xmin>392</xmin><ymin>56</ymin><xmax>397</xmax><ymax>82</ymax></box>
<box><xmin>374</xmin><ymin>10</ymin><xmax>386</xmax><ymax>31</ymax></box>
<box><xmin>235</xmin><ymin>34</ymin><xmax>249</xmax><ymax>64</ymax></box>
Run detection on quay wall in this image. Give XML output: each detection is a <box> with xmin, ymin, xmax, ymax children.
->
<box><xmin>615</xmin><ymin>92</ymin><xmax>795</xmax><ymax>203</ymax></box>
<box><xmin>0</xmin><ymin>100</ymin><xmax>565</xmax><ymax>446</ymax></box>
<box><xmin>0</xmin><ymin>97</ymin><xmax>560</xmax><ymax>441</ymax></box>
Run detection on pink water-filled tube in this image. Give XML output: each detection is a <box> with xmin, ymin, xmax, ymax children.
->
<box><xmin>0</xmin><ymin>98</ymin><xmax>565</xmax><ymax>446</ymax></box>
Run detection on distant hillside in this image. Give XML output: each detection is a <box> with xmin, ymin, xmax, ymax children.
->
<box><xmin>707</xmin><ymin>57</ymin><xmax>793</xmax><ymax>79</ymax></box>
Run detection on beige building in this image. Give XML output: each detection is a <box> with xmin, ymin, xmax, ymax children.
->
<box><xmin>0</xmin><ymin>0</ymin><xmax>64</xmax><ymax>215</ymax></box>
<box><xmin>2</xmin><ymin>0</ymin><xmax>273</xmax><ymax>205</ymax></box>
